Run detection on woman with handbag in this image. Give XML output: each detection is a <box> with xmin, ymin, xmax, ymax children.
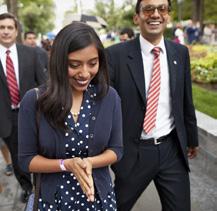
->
<box><xmin>18</xmin><ymin>22</ymin><xmax>123</xmax><ymax>210</ymax></box>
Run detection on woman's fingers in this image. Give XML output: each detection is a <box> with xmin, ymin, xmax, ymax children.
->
<box><xmin>64</xmin><ymin>157</ymin><xmax>95</xmax><ymax>200</ymax></box>
<box><xmin>83</xmin><ymin>158</ymin><xmax>92</xmax><ymax>175</ymax></box>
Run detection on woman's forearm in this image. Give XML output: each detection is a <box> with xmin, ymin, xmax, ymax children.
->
<box><xmin>29</xmin><ymin>155</ymin><xmax>62</xmax><ymax>173</ymax></box>
<box><xmin>87</xmin><ymin>149</ymin><xmax>117</xmax><ymax>169</ymax></box>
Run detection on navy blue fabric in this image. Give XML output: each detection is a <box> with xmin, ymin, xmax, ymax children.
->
<box><xmin>18</xmin><ymin>85</ymin><xmax>123</xmax><ymax>204</ymax></box>
<box><xmin>37</xmin><ymin>86</ymin><xmax>117</xmax><ymax>210</ymax></box>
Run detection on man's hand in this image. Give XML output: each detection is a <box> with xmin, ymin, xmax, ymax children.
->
<box><xmin>187</xmin><ymin>146</ymin><xmax>199</xmax><ymax>159</ymax></box>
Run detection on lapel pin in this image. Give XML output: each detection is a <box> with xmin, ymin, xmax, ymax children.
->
<box><xmin>173</xmin><ymin>60</ymin><xmax>177</xmax><ymax>65</ymax></box>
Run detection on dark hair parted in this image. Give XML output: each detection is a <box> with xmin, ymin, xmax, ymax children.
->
<box><xmin>0</xmin><ymin>13</ymin><xmax>18</xmax><ymax>29</ymax></box>
<box><xmin>135</xmin><ymin>0</ymin><xmax>172</xmax><ymax>14</ymax></box>
<box><xmin>38</xmin><ymin>21</ymin><xmax>109</xmax><ymax>131</ymax></box>
<box><xmin>24</xmin><ymin>31</ymin><xmax>36</xmax><ymax>39</ymax></box>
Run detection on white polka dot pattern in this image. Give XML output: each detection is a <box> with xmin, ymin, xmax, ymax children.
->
<box><xmin>37</xmin><ymin>85</ymin><xmax>116</xmax><ymax>210</ymax></box>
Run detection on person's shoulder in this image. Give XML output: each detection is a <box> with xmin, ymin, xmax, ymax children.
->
<box><xmin>106</xmin><ymin>38</ymin><xmax>136</xmax><ymax>52</ymax></box>
<box><xmin>106</xmin><ymin>86</ymin><xmax>121</xmax><ymax>100</ymax></box>
<box><xmin>20</xmin><ymin>88</ymin><xmax>37</xmax><ymax>110</ymax></box>
<box><xmin>16</xmin><ymin>43</ymin><xmax>33</xmax><ymax>51</ymax></box>
<box><xmin>16</xmin><ymin>43</ymin><xmax>37</xmax><ymax>55</ymax></box>
<box><xmin>35</xmin><ymin>46</ymin><xmax>48</xmax><ymax>55</ymax></box>
<box><xmin>165</xmin><ymin>39</ymin><xmax>189</xmax><ymax>52</ymax></box>
<box><xmin>23</xmin><ymin>88</ymin><xmax>40</xmax><ymax>101</ymax></box>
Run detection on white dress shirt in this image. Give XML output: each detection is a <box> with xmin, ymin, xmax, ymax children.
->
<box><xmin>140</xmin><ymin>35</ymin><xmax>174</xmax><ymax>139</ymax></box>
<box><xmin>0</xmin><ymin>43</ymin><xmax>19</xmax><ymax>88</ymax></box>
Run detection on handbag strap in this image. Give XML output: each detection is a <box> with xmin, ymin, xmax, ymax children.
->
<box><xmin>33</xmin><ymin>88</ymin><xmax>41</xmax><ymax>211</ymax></box>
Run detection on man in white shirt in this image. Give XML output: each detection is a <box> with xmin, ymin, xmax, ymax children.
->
<box><xmin>0</xmin><ymin>13</ymin><xmax>46</xmax><ymax>203</ymax></box>
<box><xmin>107</xmin><ymin>0</ymin><xmax>198</xmax><ymax>210</ymax></box>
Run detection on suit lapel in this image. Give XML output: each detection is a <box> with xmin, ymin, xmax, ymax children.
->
<box><xmin>16</xmin><ymin>44</ymin><xmax>25</xmax><ymax>84</ymax></box>
<box><xmin>0</xmin><ymin>61</ymin><xmax>7</xmax><ymax>87</ymax></box>
<box><xmin>127</xmin><ymin>37</ymin><xmax>146</xmax><ymax>105</ymax></box>
<box><xmin>165</xmin><ymin>40</ymin><xmax>178</xmax><ymax>99</ymax></box>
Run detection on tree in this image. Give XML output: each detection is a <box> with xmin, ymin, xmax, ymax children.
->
<box><xmin>91</xmin><ymin>0</ymin><xmax>135</xmax><ymax>31</ymax></box>
<box><xmin>171</xmin><ymin>0</ymin><xmax>217</xmax><ymax>24</ymax></box>
<box><xmin>5</xmin><ymin>0</ymin><xmax>18</xmax><ymax>16</ymax></box>
<box><xmin>19</xmin><ymin>0</ymin><xmax>55</xmax><ymax>35</ymax></box>
<box><xmin>4</xmin><ymin>0</ymin><xmax>55</xmax><ymax>37</ymax></box>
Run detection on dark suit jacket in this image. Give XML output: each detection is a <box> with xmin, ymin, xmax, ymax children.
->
<box><xmin>18</xmin><ymin>86</ymin><xmax>123</xmax><ymax>203</ymax></box>
<box><xmin>0</xmin><ymin>44</ymin><xmax>46</xmax><ymax>138</ymax></box>
<box><xmin>35</xmin><ymin>46</ymin><xmax>49</xmax><ymax>73</ymax></box>
<box><xmin>106</xmin><ymin>36</ymin><xmax>198</xmax><ymax>179</ymax></box>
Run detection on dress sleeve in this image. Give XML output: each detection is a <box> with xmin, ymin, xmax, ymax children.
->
<box><xmin>107</xmin><ymin>91</ymin><xmax>123</xmax><ymax>161</ymax></box>
<box><xmin>18</xmin><ymin>89</ymin><xmax>38</xmax><ymax>172</ymax></box>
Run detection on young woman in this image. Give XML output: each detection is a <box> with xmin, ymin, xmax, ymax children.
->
<box><xmin>18</xmin><ymin>22</ymin><xmax>123</xmax><ymax>210</ymax></box>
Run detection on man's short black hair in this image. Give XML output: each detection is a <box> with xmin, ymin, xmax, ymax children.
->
<box><xmin>135</xmin><ymin>0</ymin><xmax>172</xmax><ymax>14</ymax></box>
<box><xmin>0</xmin><ymin>13</ymin><xmax>18</xmax><ymax>29</ymax></box>
<box><xmin>120</xmin><ymin>27</ymin><xmax>135</xmax><ymax>39</ymax></box>
<box><xmin>24</xmin><ymin>31</ymin><xmax>36</xmax><ymax>39</ymax></box>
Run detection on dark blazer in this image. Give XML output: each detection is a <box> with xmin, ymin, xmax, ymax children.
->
<box><xmin>0</xmin><ymin>44</ymin><xmax>46</xmax><ymax>138</ymax></box>
<box><xmin>18</xmin><ymin>86</ymin><xmax>123</xmax><ymax>204</ymax></box>
<box><xmin>106</xmin><ymin>36</ymin><xmax>198</xmax><ymax>179</ymax></box>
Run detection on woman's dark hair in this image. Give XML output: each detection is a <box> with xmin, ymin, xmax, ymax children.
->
<box><xmin>135</xmin><ymin>0</ymin><xmax>172</xmax><ymax>14</ymax></box>
<box><xmin>38</xmin><ymin>21</ymin><xmax>109</xmax><ymax>131</ymax></box>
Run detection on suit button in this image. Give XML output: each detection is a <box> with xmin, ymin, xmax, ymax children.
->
<box><xmin>90</xmin><ymin>134</ymin><xmax>94</xmax><ymax>138</ymax></box>
<box><xmin>92</xmin><ymin>116</ymin><xmax>96</xmax><ymax>121</ymax></box>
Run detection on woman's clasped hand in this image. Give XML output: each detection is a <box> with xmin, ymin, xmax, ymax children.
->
<box><xmin>64</xmin><ymin>157</ymin><xmax>95</xmax><ymax>202</ymax></box>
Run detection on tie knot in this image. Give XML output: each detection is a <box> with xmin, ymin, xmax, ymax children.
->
<box><xmin>152</xmin><ymin>47</ymin><xmax>160</xmax><ymax>56</ymax></box>
<box><xmin>6</xmin><ymin>50</ymin><xmax>10</xmax><ymax>55</ymax></box>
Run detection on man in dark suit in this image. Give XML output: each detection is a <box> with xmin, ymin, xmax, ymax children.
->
<box><xmin>106</xmin><ymin>0</ymin><xmax>198</xmax><ymax>210</ymax></box>
<box><xmin>23</xmin><ymin>31</ymin><xmax>49</xmax><ymax>74</ymax></box>
<box><xmin>0</xmin><ymin>13</ymin><xmax>46</xmax><ymax>202</ymax></box>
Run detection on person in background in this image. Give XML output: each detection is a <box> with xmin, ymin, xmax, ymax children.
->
<box><xmin>106</xmin><ymin>0</ymin><xmax>198</xmax><ymax>210</ymax></box>
<box><xmin>0</xmin><ymin>138</ymin><xmax>13</xmax><ymax>176</ymax></box>
<box><xmin>23</xmin><ymin>31</ymin><xmax>38</xmax><ymax>47</ymax></box>
<box><xmin>174</xmin><ymin>23</ymin><xmax>185</xmax><ymax>45</ymax></box>
<box><xmin>18</xmin><ymin>22</ymin><xmax>123</xmax><ymax>210</ymax></box>
<box><xmin>0</xmin><ymin>13</ymin><xmax>46</xmax><ymax>202</ymax></box>
<box><xmin>23</xmin><ymin>31</ymin><xmax>48</xmax><ymax>74</ymax></box>
<box><xmin>185</xmin><ymin>20</ymin><xmax>200</xmax><ymax>44</ymax></box>
<box><xmin>119</xmin><ymin>27</ymin><xmax>135</xmax><ymax>42</ymax></box>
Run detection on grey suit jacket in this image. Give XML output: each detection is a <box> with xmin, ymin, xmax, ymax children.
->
<box><xmin>0</xmin><ymin>44</ymin><xmax>46</xmax><ymax>138</ymax></box>
<box><xmin>106</xmin><ymin>36</ymin><xmax>198</xmax><ymax>178</ymax></box>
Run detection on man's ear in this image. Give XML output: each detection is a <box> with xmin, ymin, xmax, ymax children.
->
<box><xmin>133</xmin><ymin>14</ymin><xmax>139</xmax><ymax>25</ymax></box>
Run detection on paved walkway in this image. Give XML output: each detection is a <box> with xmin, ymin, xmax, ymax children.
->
<box><xmin>0</xmin><ymin>153</ymin><xmax>217</xmax><ymax>210</ymax></box>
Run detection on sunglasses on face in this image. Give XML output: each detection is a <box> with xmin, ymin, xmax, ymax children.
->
<box><xmin>140</xmin><ymin>4</ymin><xmax>170</xmax><ymax>16</ymax></box>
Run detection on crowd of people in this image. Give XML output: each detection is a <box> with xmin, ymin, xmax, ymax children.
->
<box><xmin>0</xmin><ymin>0</ymin><xmax>200</xmax><ymax>210</ymax></box>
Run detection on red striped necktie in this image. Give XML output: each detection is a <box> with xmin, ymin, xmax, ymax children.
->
<box><xmin>6</xmin><ymin>50</ymin><xmax>20</xmax><ymax>106</ymax></box>
<box><xmin>143</xmin><ymin>47</ymin><xmax>161</xmax><ymax>134</ymax></box>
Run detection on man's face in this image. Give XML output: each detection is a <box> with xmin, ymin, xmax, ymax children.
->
<box><xmin>134</xmin><ymin>0</ymin><xmax>170</xmax><ymax>44</ymax></box>
<box><xmin>24</xmin><ymin>34</ymin><xmax>37</xmax><ymax>47</ymax></box>
<box><xmin>0</xmin><ymin>18</ymin><xmax>17</xmax><ymax>48</ymax></box>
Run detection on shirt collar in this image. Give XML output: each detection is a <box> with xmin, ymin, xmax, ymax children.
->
<box><xmin>139</xmin><ymin>34</ymin><xmax>166</xmax><ymax>56</ymax></box>
<box><xmin>0</xmin><ymin>43</ymin><xmax>16</xmax><ymax>54</ymax></box>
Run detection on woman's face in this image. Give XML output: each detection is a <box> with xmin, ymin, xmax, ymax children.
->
<box><xmin>68</xmin><ymin>44</ymin><xmax>99</xmax><ymax>93</ymax></box>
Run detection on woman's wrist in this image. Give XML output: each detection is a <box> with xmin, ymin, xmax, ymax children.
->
<box><xmin>84</xmin><ymin>157</ymin><xmax>93</xmax><ymax>168</ymax></box>
<box><xmin>59</xmin><ymin>159</ymin><xmax>67</xmax><ymax>171</ymax></box>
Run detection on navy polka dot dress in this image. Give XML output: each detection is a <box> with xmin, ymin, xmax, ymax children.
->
<box><xmin>38</xmin><ymin>85</ymin><xmax>117</xmax><ymax>211</ymax></box>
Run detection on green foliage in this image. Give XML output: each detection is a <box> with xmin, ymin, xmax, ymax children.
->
<box><xmin>164</xmin><ymin>27</ymin><xmax>174</xmax><ymax>40</ymax></box>
<box><xmin>192</xmin><ymin>84</ymin><xmax>217</xmax><ymax>119</ymax></box>
<box><xmin>170</xmin><ymin>0</ymin><xmax>192</xmax><ymax>21</ymax></box>
<box><xmin>91</xmin><ymin>0</ymin><xmax>124</xmax><ymax>31</ymax></box>
<box><xmin>170</xmin><ymin>0</ymin><xmax>217</xmax><ymax>23</ymax></box>
<box><xmin>19</xmin><ymin>0</ymin><xmax>55</xmax><ymax>35</ymax></box>
<box><xmin>204</xmin><ymin>0</ymin><xmax>217</xmax><ymax>23</ymax></box>
<box><xmin>190</xmin><ymin>45</ymin><xmax>217</xmax><ymax>83</ymax></box>
<box><xmin>89</xmin><ymin>0</ymin><xmax>136</xmax><ymax>31</ymax></box>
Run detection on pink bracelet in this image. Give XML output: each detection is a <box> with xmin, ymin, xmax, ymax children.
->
<box><xmin>59</xmin><ymin>159</ymin><xmax>66</xmax><ymax>171</ymax></box>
